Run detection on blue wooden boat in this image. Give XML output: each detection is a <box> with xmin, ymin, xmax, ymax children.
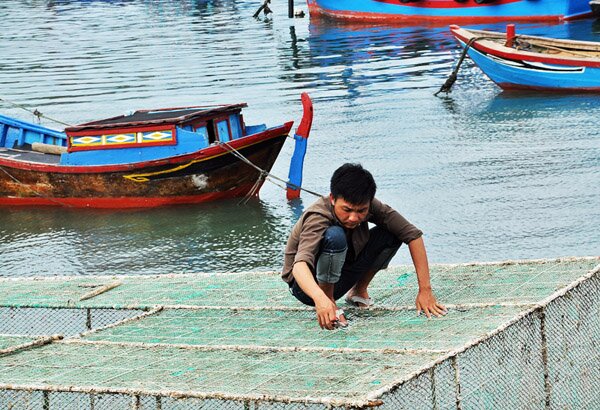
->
<box><xmin>308</xmin><ymin>0</ymin><xmax>592</xmax><ymax>23</ymax></box>
<box><xmin>0</xmin><ymin>94</ymin><xmax>313</xmax><ymax>208</ymax></box>
<box><xmin>450</xmin><ymin>25</ymin><xmax>600</xmax><ymax>92</ymax></box>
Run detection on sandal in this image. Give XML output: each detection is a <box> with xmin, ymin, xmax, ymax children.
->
<box><xmin>345</xmin><ymin>295</ymin><xmax>374</xmax><ymax>308</ymax></box>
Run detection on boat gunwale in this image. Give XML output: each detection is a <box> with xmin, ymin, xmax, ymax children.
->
<box><xmin>451</xmin><ymin>26</ymin><xmax>600</xmax><ymax>67</ymax></box>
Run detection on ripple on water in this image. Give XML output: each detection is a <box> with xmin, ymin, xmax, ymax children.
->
<box><xmin>0</xmin><ymin>1</ymin><xmax>598</xmax><ymax>275</ymax></box>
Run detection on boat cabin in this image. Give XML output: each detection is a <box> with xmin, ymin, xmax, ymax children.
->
<box><xmin>62</xmin><ymin>104</ymin><xmax>264</xmax><ymax>166</ymax></box>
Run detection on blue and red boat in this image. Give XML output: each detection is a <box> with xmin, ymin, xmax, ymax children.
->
<box><xmin>0</xmin><ymin>94</ymin><xmax>313</xmax><ymax>208</ymax></box>
<box><xmin>450</xmin><ymin>25</ymin><xmax>600</xmax><ymax>92</ymax></box>
<box><xmin>307</xmin><ymin>0</ymin><xmax>592</xmax><ymax>23</ymax></box>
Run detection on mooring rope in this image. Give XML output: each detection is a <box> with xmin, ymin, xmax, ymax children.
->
<box><xmin>434</xmin><ymin>36</ymin><xmax>491</xmax><ymax>97</ymax></box>
<box><xmin>252</xmin><ymin>0</ymin><xmax>272</xmax><ymax>18</ymax></box>
<box><xmin>0</xmin><ymin>97</ymin><xmax>73</xmax><ymax>127</ymax></box>
<box><xmin>220</xmin><ymin>141</ymin><xmax>322</xmax><ymax>198</ymax></box>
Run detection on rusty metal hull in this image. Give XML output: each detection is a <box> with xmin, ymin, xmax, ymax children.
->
<box><xmin>0</xmin><ymin>131</ymin><xmax>287</xmax><ymax>208</ymax></box>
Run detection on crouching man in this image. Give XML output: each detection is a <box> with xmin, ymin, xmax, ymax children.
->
<box><xmin>282</xmin><ymin>163</ymin><xmax>446</xmax><ymax>329</ymax></box>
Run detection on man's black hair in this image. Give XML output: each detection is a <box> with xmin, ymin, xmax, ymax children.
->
<box><xmin>330</xmin><ymin>163</ymin><xmax>376</xmax><ymax>204</ymax></box>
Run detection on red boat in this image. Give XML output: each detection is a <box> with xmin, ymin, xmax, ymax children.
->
<box><xmin>307</xmin><ymin>0</ymin><xmax>592</xmax><ymax>23</ymax></box>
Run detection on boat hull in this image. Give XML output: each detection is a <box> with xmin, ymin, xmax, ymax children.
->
<box><xmin>451</xmin><ymin>27</ymin><xmax>600</xmax><ymax>92</ymax></box>
<box><xmin>0</xmin><ymin>131</ymin><xmax>287</xmax><ymax>208</ymax></box>
<box><xmin>461</xmin><ymin>42</ymin><xmax>600</xmax><ymax>91</ymax></box>
<box><xmin>308</xmin><ymin>0</ymin><xmax>592</xmax><ymax>23</ymax></box>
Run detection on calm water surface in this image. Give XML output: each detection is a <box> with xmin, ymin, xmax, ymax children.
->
<box><xmin>0</xmin><ymin>1</ymin><xmax>598</xmax><ymax>276</ymax></box>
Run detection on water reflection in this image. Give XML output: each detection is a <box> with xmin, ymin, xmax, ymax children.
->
<box><xmin>0</xmin><ymin>199</ymin><xmax>298</xmax><ymax>276</ymax></box>
<box><xmin>297</xmin><ymin>22</ymin><xmax>458</xmax><ymax>101</ymax></box>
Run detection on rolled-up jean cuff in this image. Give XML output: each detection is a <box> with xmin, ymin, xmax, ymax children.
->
<box><xmin>316</xmin><ymin>248</ymin><xmax>347</xmax><ymax>284</ymax></box>
<box><xmin>370</xmin><ymin>246</ymin><xmax>399</xmax><ymax>273</ymax></box>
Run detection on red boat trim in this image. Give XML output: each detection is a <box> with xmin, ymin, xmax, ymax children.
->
<box><xmin>0</xmin><ymin>122</ymin><xmax>293</xmax><ymax>174</ymax></box>
<box><xmin>0</xmin><ymin>183</ymin><xmax>261</xmax><ymax>208</ymax></box>
<box><xmin>295</xmin><ymin>93</ymin><xmax>313</xmax><ymax>139</ymax></box>
<box><xmin>308</xmin><ymin>3</ymin><xmax>563</xmax><ymax>23</ymax></box>
<box><xmin>451</xmin><ymin>28</ymin><xmax>600</xmax><ymax>68</ymax></box>
<box><xmin>372</xmin><ymin>0</ymin><xmax>520</xmax><ymax>8</ymax></box>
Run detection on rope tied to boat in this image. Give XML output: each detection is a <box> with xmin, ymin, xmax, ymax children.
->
<box><xmin>219</xmin><ymin>141</ymin><xmax>322</xmax><ymax>200</ymax></box>
<box><xmin>434</xmin><ymin>36</ymin><xmax>488</xmax><ymax>97</ymax></box>
<box><xmin>0</xmin><ymin>97</ymin><xmax>73</xmax><ymax>127</ymax></box>
<box><xmin>240</xmin><ymin>169</ymin><xmax>270</xmax><ymax>204</ymax></box>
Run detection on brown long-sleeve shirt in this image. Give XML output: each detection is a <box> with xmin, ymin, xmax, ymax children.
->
<box><xmin>281</xmin><ymin>196</ymin><xmax>423</xmax><ymax>283</ymax></box>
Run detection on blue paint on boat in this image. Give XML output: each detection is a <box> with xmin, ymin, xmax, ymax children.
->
<box><xmin>246</xmin><ymin>125</ymin><xmax>267</xmax><ymax>135</ymax></box>
<box><xmin>463</xmin><ymin>42</ymin><xmax>600</xmax><ymax>90</ymax></box>
<box><xmin>0</xmin><ymin>114</ymin><xmax>67</xmax><ymax>149</ymax></box>
<box><xmin>287</xmin><ymin>134</ymin><xmax>308</xmax><ymax>193</ymax></box>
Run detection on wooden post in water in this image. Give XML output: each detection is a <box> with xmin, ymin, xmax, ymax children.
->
<box><xmin>289</xmin><ymin>0</ymin><xmax>294</xmax><ymax>18</ymax></box>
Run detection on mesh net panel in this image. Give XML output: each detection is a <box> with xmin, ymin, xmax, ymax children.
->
<box><xmin>376</xmin><ymin>370</ymin><xmax>434</xmax><ymax>410</ymax></box>
<box><xmin>0</xmin><ymin>335</ymin><xmax>38</xmax><ymax>351</ymax></box>
<box><xmin>0</xmin><ymin>307</ymin><xmax>144</xmax><ymax>337</ymax></box>
<box><xmin>0</xmin><ymin>258</ymin><xmax>596</xmax><ymax>409</ymax></box>
<box><xmin>544</xmin><ymin>272</ymin><xmax>600</xmax><ymax>409</ymax></box>
<box><xmin>431</xmin><ymin>360</ymin><xmax>459</xmax><ymax>410</ymax></box>
<box><xmin>376</xmin><ymin>360</ymin><xmax>460</xmax><ymax>410</ymax></box>
<box><xmin>375</xmin><ymin>259</ymin><xmax>598</xmax><ymax>307</ymax></box>
<box><xmin>0</xmin><ymin>307</ymin><xmax>89</xmax><ymax>336</ymax></box>
<box><xmin>457</xmin><ymin>312</ymin><xmax>546</xmax><ymax>409</ymax></box>
<box><xmin>0</xmin><ymin>342</ymin><xmax>438</xmax><ymax>402</ymax></box>
<box><xmin>47</xmin><ymin>392</ymin><xmax>133</xmax><ymax>410</ymax></box>
<box><xmin>0</xmin><ymin>389</ymin><xmax>44</xmax><ymax>410</ymax></box>
<box><xmin>0</xmin><ymin>278</ymin><xmax>127</xmax><ymax>307</ymax></box>
<box><xmin>84</xmin><ymin>306</ymin><xmax>522</xmax><ymax>351</ymax></box>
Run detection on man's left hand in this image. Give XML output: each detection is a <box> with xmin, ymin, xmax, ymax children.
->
<box><xmin>415</xmin><ymin>288</ymin><xmax>447</xmax><ymax>318</ymax></box>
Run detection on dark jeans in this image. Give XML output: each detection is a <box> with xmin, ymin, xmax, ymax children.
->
<box><xmin>290</xmin><ymin>225</ymin><xmax>401</xmax><ymax>306</ymax></box>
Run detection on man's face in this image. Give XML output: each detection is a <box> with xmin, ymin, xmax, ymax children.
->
<box><xmin>330</xmin><ymin>195</ymin><xmax>370</xmax><ymax>230</ymax></box>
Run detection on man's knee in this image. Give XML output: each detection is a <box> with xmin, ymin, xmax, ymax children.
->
<box><xmin>316</xmin><ymin>226</ymin><xmax>347</xmax><ymax>284</ymax></box>
<box><xmin>322</xmin><ymin>225</ymin><xmax>346</xmax><ymax>253</ymax></box>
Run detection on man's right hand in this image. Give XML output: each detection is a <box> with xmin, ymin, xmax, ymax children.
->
<box><xmin>315</xmin><ymin>295</ymin><xmax>338</xmax><ymax>330</ymax></box>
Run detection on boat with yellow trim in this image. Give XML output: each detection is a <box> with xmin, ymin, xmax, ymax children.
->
<box><xmin>0</xmin><ymin>94</ymin><xmax>313</xmax><ymax>208</ymax></box>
